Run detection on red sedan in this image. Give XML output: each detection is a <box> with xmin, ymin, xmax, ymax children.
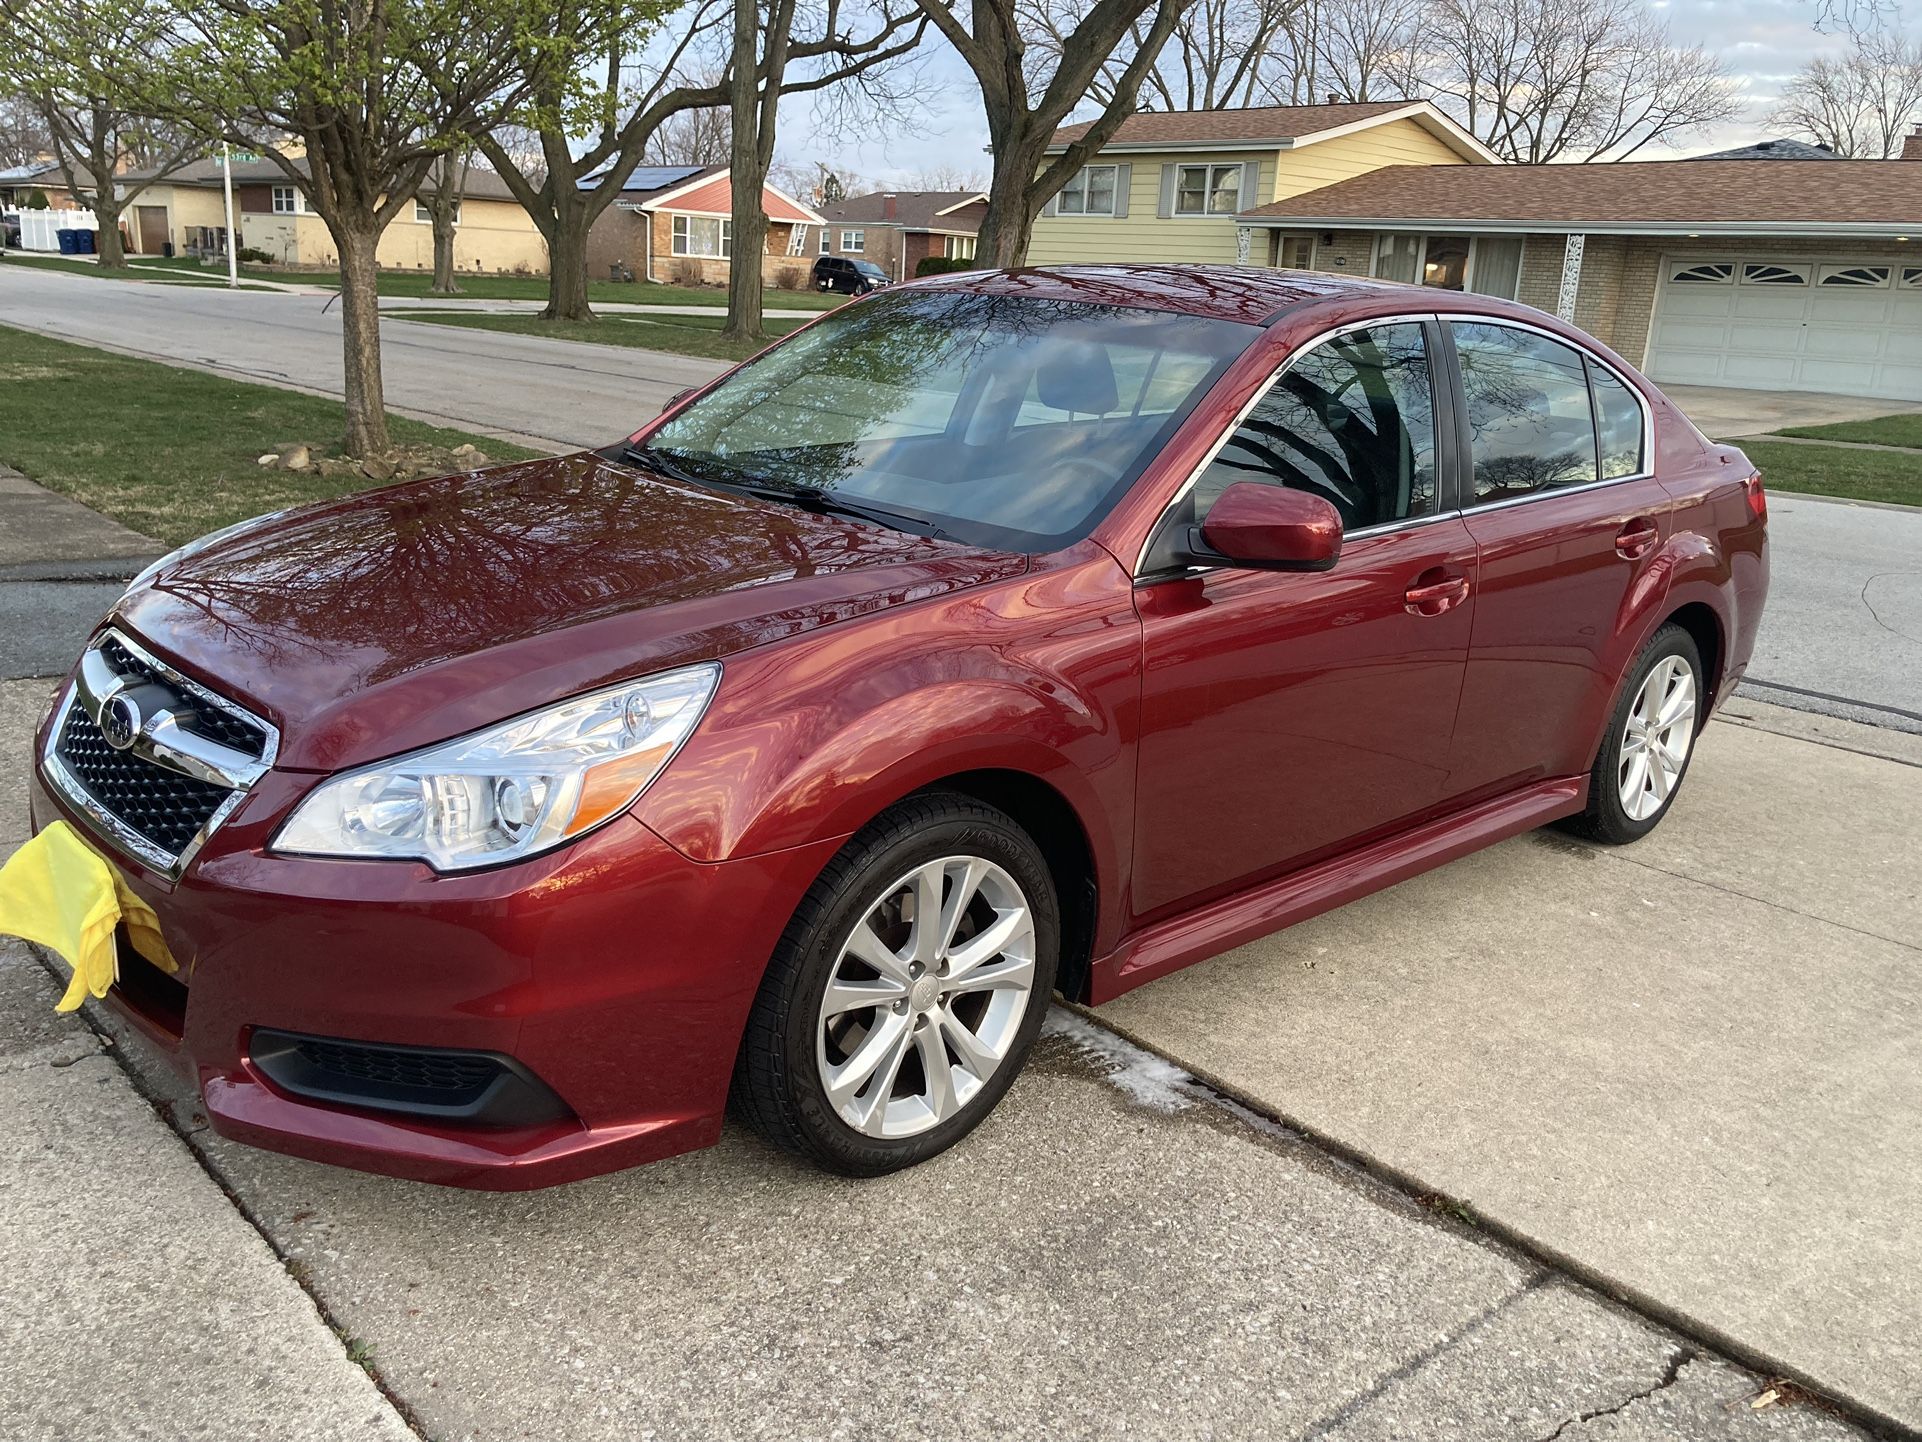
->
<box><xmin>27</xmin><ymin>265</ymin><xmax>1767</xmax><ymax>1186</ymax></box>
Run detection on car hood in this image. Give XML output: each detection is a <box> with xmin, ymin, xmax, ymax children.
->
<box><xmin>112</xmin><ymin>453</ymin><xmax>1027</xmax><ymax>772</ymax></box>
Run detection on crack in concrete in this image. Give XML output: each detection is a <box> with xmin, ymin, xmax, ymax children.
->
<box><xmin>1530</xmin><ymin>1346</ymin><xmax>1695</xmax><ymax>1442</ymax></box>
<box><xmin>1857</xmin><ymin>570</ymin><xmax>1922</xmax><ymax>645</ymax></box>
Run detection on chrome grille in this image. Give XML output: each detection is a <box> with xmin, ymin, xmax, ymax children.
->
<box><xmin>41</xmin><ymin>629</ymin><xmax>278</xmax><ymax>877</ymax></box>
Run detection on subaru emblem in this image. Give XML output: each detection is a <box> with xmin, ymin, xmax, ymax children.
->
<box><xmin>100</xmin><ymin>692</ymin><xmax>143</xmax><ymax>751</ymax></box>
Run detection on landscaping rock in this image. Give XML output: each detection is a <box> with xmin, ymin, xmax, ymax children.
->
<box><xmin>274</xmin><ymin>443</ymin><xmax>312</xmax><ymax>472</ymax></box>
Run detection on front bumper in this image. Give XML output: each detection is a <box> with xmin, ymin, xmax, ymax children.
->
<box><xmin>27</xmin><ymin>751</ymin><xmax>840</xmax><ymax>1190</ymax></box>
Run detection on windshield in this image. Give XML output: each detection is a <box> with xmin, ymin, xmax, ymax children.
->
<box><xmin>854</xmin><ymin>262</ymin><xmax>887</xmax><ymax>277</ymax></box>
<box><xmin>640</xmin><ymin>289</ymin><xmax>1258</xmax><ymax>552</ymax></box>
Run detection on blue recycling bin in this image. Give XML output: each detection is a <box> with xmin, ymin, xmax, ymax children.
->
<box><xmin>57</xmin><ymin>228</ymin><xmax>79</xmax><ymax>255</ymax></box>
<box><xmin>74</xmin><ymin>229</ymin><xmax>95</xmax><ymax>254</ymax></box>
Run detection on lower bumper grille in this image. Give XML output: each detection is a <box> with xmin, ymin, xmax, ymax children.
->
<box><xmin>249</xmin><ymin>1030</ymin><xmax>573</xmax><ymax>1128</ymax></box>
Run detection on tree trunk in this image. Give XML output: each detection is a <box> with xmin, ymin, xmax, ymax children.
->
<box><xmin>430</xmin><ymin>211</ymin><xmax>460</xmax><ymax>293</ymax></box>
<box><xmin>334</xmin><ymin>224</ymin><xmax>392</xmax><ymax>457</ymax></box>
<box><xmin>721</xmin><ymin>0</ymin><xmax>767</xmax><ymax>344</ymax></box>
<box><xmin>92</xmin><ymin>197</ymin><xmax>128</xmax><ymax>268</ymax></box>
<box><xmin>543</xmin><ymin>187</ymin><xmax>594</xmax><ymax>321</ymax></box>
<box><xmin>975</xmin><ymin>128</ymin><xmax>1045</xmax><ymax>269</ymax></box>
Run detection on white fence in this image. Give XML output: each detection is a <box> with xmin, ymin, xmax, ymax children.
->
<box><xmin>16</xmin><ymin>209</ymin><xmax>98</xmax><ymax>252</ymax></box>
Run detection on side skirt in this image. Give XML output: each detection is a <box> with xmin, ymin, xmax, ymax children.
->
<box><xmin>1088</xmin><ymin>775</ymin><xmax>1589</xmax><ymax>1005</ymax></box>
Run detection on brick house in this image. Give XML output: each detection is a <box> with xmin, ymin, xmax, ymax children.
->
<box><xmin>809</xmin><ymin>190</ymin><xmax>987</xmax><ymax>280</ymax></box>
<box><xmin>1237</xmin><ymin>142</ymin><xmax>1922</xmax><ymax>402</ymax></box>
<box><xmin>583</xmin><ymin>164</ymin><xmax>826</xmax><ymax>287</ymax></box>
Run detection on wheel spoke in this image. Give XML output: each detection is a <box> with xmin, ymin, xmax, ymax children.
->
<box><xmin>827</xmin><ymin>1009</ymin><xmax>912</xmax><ymax>1121</ymax></box>
<box><xmin>947</xmin><ymin>953</ymin><xmax>1035</xmax><ymax>997</ymax></box>
<box><xmin>935</xmin><ymin>857</ymin><xmax>988</xmax><ymax>960</ymax></box>
<box><xmin>1648</xmin><ymin>750</ymin><xmax>1674</xmax><ymax>801</ymax></box>
<box><xmin>844</xmin><ymin>916</ymin><xmax>912</xmax><ymax>986</ymax></box>
<box><xmin>914</xmin><ymin>1024</ymin><xmax>959</xmax><ymax>1121</ymax></box>
<box><xmin>821</xmin><ymin>975</ymin><xmax>907</xmax><ymax>1018</ymax></box>
<box><xmin>908</xmin><ymin>862</ymin><xmax>945</xmax><ymax>963</ymax></box>
<box><xmin>1657</xmin><ymin>686</ymin><xmax>1695</xmax><ymax>731</ymax></box>
<box><xmin>1621</xmin><ymin>751</ymin><xmax>1650</xmax><ymax>808</ymax></box>
<box><xmin>935</xmin><ymin>1002</ymin><xmax>1002</xmax><ymax>1075</ymax></box>
<box><xmin>945</xmin><ymin>906</ymin><xmax>1028</xmax><ymax>980</ymax></box>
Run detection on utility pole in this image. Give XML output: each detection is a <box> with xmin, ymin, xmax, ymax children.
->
<box><xmin>221</xmin><ymin>142</ymin><xmax>238</xmax><ymax>288</ymax></box>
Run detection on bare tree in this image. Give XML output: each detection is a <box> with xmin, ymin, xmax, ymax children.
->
<box><xmin>893</xmin><ymin>162</ymin><xmax>987</xmax><ymax>189</ymax></box>
<box><xmin>720</xmin><ymin>0</ymin><xmax>926</xmax><ymax>342</ymax></box>
<box><xmin>643</xmin><ymin>102</ymin><xmax>732</xmax><ymax>163</ymax></box>
<box><xmin>1309</xmin><ymin>0</ymin><xmax>1425</xmax><ymax>103</ymax></box>
<box><xmin>1774</xmin><ymin>27</ymin><xmax>1922</xmax><ymax>156</ymax></box>
<box><xmin>0</xmin><ymin>93</ymin><xmax>54</xmax><ymax>168</ymax></box>
<box><xmin>921</xmin><ymin>0</ymin><xmax>1193</xmax><ymax>267</ymax></box>
<box><xmin>1413</xmin><ymin>0</ymin><xmax>1741</xmax><ymax>161</ymax></box>
<box><xmin>1022</xmin><ymin>0</ymin><xmax>1300</xmax><ymax>111</ymax></box>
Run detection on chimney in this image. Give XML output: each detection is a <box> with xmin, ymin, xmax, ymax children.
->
<box><xmin>883</xmin><ymin>192</ymin><xmax>897</xmax><ymax>219</ymax></box>
<box><xmin>1905</xmin><ymin>124</ymin><xmax>1922</xmax><ymax>161</ymax></box>
<box><xmin>1326</xmin><ymin>93</ymin><xmax>1340</xmax><ymax>106</ymax></box>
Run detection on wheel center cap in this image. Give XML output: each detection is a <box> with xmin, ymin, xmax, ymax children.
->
<box><xmin>909</xmin><ymin>976</ymin><xmax>940</xmax><ymax>1012</ymax></box>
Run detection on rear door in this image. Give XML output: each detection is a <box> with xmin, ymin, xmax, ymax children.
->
<box><xmin>1129</xmin><ymin>319</ymin><xmax>1479</xmax><ymax>921</ymax></box>
<box><xmin>1443</xmin><ymin>319</ymin><xmax>1675</xmax><ymax>801</ymax></box>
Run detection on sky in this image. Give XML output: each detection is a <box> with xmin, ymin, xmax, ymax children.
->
<box><xmin>775</xmin><ymin>0</ymin><xmax>1866</xmax><ymax>186</ymax></box>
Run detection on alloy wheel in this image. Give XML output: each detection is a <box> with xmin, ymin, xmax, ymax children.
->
<box><xmin>815</xmin><ymin>855</ymin><xmax>1037</xmax><ymax>1139</ymax></box>
<box><xmin>1618</xmin><ymin>655</ymin><xmax>1697</xmax><ymax>821</ymax></box>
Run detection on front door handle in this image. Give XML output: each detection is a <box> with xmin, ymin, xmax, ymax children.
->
<box><xmin>1615</xmin><ymin>518</ymin><xmax>1659</xmax><ymax>560</ymax></box>
<box><xmin>1404</xmin><ymin>570</ymin><xmax>1470</xmax><ymax>617</ymax></box>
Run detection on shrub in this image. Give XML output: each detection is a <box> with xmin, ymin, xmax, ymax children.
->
<box><xmin>236</xmin><ymin>245</ymin><xmax>275</xmax><ymax>265</ymax></box>
<box><xmin>772</xmin><ymin>266</ymin><xmax>806</xmax><ymax>290</ymax></box>
<box><xmin>915</xmin><ymin>255</ymin><xmax>980</xmax><ymax>278</ymax></box>
<box><xmin>25</xmin><ymin>189</ymin><xmax>50</xmax><ymax>210</ymax></box>
<box><xmin>670</xmin><ymin>258</ymin><xmax>705</xmax><ymax>286</ymax></box>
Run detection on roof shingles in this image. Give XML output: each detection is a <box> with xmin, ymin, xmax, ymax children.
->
<box><xmin>1048</xmin><ymin>101</ymin><xmax>1414</xmax><ymax>150</ymax></box>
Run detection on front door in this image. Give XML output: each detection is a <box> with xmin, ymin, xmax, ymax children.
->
<box><xmin>1130</xmin><ymin>320</ymin><xmax>1476</xmax><ymax>922</ymax></box>
<box><xmin>1443</xmin><ymin>320</ymin><xmax>1678</xmax><ymax>800</ymax></box>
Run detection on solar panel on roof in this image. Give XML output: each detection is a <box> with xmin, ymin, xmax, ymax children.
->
<box><xmin>577</xmin><ymin>164</ymin><xmax>707</xmax><ymax>193</ymax></box>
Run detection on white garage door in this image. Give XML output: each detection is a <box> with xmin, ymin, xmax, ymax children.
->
<box><xmin>1645</xmin><ymin>256</ymin><xmax>1922</xmax><ymax>401</ymax></box>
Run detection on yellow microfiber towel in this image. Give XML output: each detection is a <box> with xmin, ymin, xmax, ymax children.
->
<box><xmin>0</xmin><ymin>821</ymin><xmax>177</xmax><ymax>1012</ymax></box>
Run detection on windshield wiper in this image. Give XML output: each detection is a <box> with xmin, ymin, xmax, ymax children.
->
<box><xmin>622</xmin><ymin>445</ymin><xmax>953</xmax><ymax>542</ymax></box>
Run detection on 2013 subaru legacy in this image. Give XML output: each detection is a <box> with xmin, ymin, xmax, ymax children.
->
<box><xmin>27</xmin><ymin>264</ymin><xmax>1767</xmax><ymax>1187</ymax></box>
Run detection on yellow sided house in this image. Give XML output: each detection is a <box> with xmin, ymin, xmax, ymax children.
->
<box><xmin>115</xmin><ymin>155</ymin><xmax>550</xmax><ymax>275</ymax></box>
<box><xmin>1026</xmin><ymin>100</ymin><xmax>1498</xmax><ymax>269</ymax></box>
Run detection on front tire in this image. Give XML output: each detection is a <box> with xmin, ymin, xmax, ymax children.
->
<box><xmin>1564</xmin><ymin>624</ymin><xmax>1704</xmax><ymax>844</ymax></box>
<box><xmin>732</xmin><ymin>793</ymin><xmax>1059</xmax><ymax>1176</ymax></box>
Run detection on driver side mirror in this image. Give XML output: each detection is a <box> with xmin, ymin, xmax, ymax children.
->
<box><xmin>1176</xmin><ymin>483</ymin><xmax>1342</xmax><ymax>572</ymax></box>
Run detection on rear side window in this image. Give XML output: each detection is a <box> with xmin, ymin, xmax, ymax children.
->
<box><xmin>1589</xmin><ymin>363</ymin><xmax>1645</xmax><ymax>479</ymax></box>
<box><xmin>1189</xmin><ymin>322</ymin><xmax>1438</xmax><ymax>532</ymax></box>
<box><xmin>1454</xmin><ymin>322</ymin><xmax>1598</xmax><ymax>503</ymax></box>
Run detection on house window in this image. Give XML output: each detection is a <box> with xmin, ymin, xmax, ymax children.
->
<box><xmin>1668</xmin><ymin>262</ymin><xmax>1734</xmax><ymax>284</ymax></box>
<box><xmin>1174</xmin><ymin>163</ymin><xmax>1241</xmax><ymax>216</ymax></box>
<box><xmin>1276</xmin><ymin>233</ymin><xmax>1314</xmax><ymax>270</ymax></box>
<box><xmin>1056</xmin><ymin>164</ymin><xmax>1119</xmax><ymax>217</ymax></box>
<box><xmin>945</xmin><ymin>234</ymin><xmax>976</xmax><ymax>260</ymax></box>
<box><xmin>1373</xmin><ymin>233</ymin><xmax>1471</xmax><ymax>291</ymax></box>
<box><xmin>820</xmin><ymin>228</ymin><xmax>831</xmax><ymax>255</ymax></box>
<box><xmin>672</xmin><ymin>215</ymin><xmax>731</xmax><ymax>258</ymax></box>
<box><xmin>1818</xmin><ymin>264</ymin><xmax>1890</xmax><ymax>287</ymax></box>
<box><xmin>1468</xmin><ymin>236</ymin><xmax>1524</xmax><ymax>299</ymax></box>
<box><xmin>839</xmin><ymin>229</ymin><xmax>864</xmax><ymax>252</ymax></box>
<box><xmin>271</xmin><ymin>185</ymin><xmax>301</xmax><ymax>215</ymax></box>
<box><xmin>1742</xmin><ymin>262</ymin><xmax>1807</xmax><ymax>285</ymax></box>
<box><xmin>413</xmin><ymin>198</ymin><xmax>460</xmax><ymax>225</ymax></box>
<box><xmin>1902</xmin><ymin>267</ymin><xmax>1922</xmax><ymax>288</ymax></box>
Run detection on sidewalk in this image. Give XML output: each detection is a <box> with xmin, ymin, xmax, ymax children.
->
<box><xmin>0</xmin><ymin>465</ymin><xmax>159</xmax><ymax>679</ymax></box>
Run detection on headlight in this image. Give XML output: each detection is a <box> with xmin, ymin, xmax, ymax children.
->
<box><xmin>273</xmin><ymin>664</ymin><xmax>720</xmax><ymax>871</ymax></box>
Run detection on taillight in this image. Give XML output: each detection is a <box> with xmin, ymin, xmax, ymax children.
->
<box><xmin>1743</xmin><ymin>472</ymin><xmax>1766</xmax><ymax>522</ymax></box>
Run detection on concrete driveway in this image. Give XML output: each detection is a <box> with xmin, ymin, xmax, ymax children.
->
<box><xmin>1662</xmin><ymin>384</ymin><xmax>1922</xmax><ymax>440</ymax></box>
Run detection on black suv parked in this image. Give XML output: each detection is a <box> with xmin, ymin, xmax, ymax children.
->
<box><xmin>811</xmin><ymin>255</ymin><xmax>890</xmax><ymax>294</ymax></box>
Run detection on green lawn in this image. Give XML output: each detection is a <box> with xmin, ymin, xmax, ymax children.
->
<box><xmin>1739</xmin><ymin>438</ymin><xmax>1922</xmax><ymax>508</ymax></box>
<box><xmin>1773</xmin><ymin>412</ymin><xmax>1922</xmax><ymax>450</ymax></box>
<box><xmin>393</xmin><ymin>309</ymin><xmax>812</xmax><ymax>363</ymax></box>
<box><xmin>0</xmin><ymin>324</ymin><xmax>542</xmax><ymax>545</ymax></box>
<box><xmin>290</xmin><ymin>266</ymin><xmax>840</xmax><ymax>310</ymax></box>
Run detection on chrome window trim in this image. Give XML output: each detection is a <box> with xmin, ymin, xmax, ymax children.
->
<box><xmin>38</xmin><ymin>628</ymin><xmax>279</xmax><ymax>881</ymax></box>
<box><xmin>1133</xmin><ymin>313</ymin><xmax>1449</xmax><ymax>578</ymax></box>
<box><xmin>1437</xmin><ymin>311</ymin><xmax>1657</xmax><ymax>492</ymax></box>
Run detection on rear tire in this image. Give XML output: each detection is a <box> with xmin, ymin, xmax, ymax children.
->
<box><xmin>1563</xmin><ymin>624</ymin><xmax>1704</xmax><ymax>845</ymax></box>
<box><xmin>732</xmin><ymin>793</ymin><xmax>1059</xmax><ymax>1176</ymax></box>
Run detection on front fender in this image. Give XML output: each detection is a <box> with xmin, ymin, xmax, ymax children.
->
<box><xmin>633</xmin><ymin>545</ymin><xmax>1142</xmax><ymax>933</ymax></box>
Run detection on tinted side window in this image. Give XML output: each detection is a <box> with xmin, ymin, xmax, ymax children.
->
<box><xmin>1191</xmin><ymin>323</ymin><xmax>1438</xmax><ymax>531</ymax></box>
<box><xmin>1589</xmin><ymin>362</ymin><xmax>1645</xmax><ymax>479</ymax></box>
<box><xmin>1454</xmin><ymin>322</ymin><xmax>1598</xmax><ymax>504</ymax></box>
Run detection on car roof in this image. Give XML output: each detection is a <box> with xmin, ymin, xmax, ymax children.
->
<box><xmin>896</xmin><ymin>263</ymin><xmax>1421</xmax><ymax>326</ymax></box>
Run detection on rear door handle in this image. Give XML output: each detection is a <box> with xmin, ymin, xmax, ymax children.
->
<box><xmin>1615</xmin><ymin>518</ymin><xmax>1659</xmax><ymax>560</ymax></box>
<box><xmin>1404</xmin><ymin>571</ymin><xmax>1470</xmax><ymax>617</ymax></box>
